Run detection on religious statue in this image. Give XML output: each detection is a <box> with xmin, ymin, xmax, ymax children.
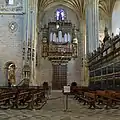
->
<box><xmin>8</xmin><ymin>64</ymin><xmax>16</xmax><ymax>86</ymax></box>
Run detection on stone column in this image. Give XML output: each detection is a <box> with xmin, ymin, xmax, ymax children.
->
<box><xmin>22</xmin><ymin>0</ymin><xmax>29</xmax><ymax>73</ymax></box>
<box><xmin>29</xmin><ymin>0</ymin><xmax>38</xmax><ymax>86</ymax></box>
<box><xmin>23</xmin><ymin>0</ymin><xmax>29</xmax><ymax>63</ymax></box>
<box><xmin>86</xmin><ymin>0</ymin><xmax>99</xmax><ymax>53</ymax></box>
<box><xmin>22</xmin><ymin>0</ymin><xmax>38</xmax><ymax>86</ymax></box>
<box><xmin>79</xmin><ymin>19</ymin><xmax>86</xmax><ymax>86</ymax></box>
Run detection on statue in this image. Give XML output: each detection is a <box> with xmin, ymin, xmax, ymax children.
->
<box><xmin>104</xmin><ymin>26</ymin><xmax>109</xmax><ymax>37</ymax></box>
<box><xmin>8</xmin><ymin>64</ymin><xmax>16</xmax><ymax>86</ymax></box>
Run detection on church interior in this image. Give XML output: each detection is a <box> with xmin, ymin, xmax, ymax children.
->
<box><xmin>0</xmin><ymin>0</ymin><xmax>120</xmax><ymax>120</ymax></box>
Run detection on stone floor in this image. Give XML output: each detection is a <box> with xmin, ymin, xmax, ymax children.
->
<box><xmin>0</xmin><ymin>91</ymin><xmax>120</xmax><ymax>120</ymax></box>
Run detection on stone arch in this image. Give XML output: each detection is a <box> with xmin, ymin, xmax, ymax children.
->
<box><xmin>4</xmin><ymin>61</ymin><xmax>16</xmax><ymax>87</ymax></box>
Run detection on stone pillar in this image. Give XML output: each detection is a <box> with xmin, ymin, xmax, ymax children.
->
<box><xmin>22</xmin><ymin>0</ymin><xmax>38</xmax><ymax>86</ymax></box>
<box><xmin>86</xmin><ymin>0</ymin><xmax>99</xmax><ymax>53</ymax></box>
<box><xmin>22</xmin><ymin>0</ymin><xmax>29</xmax><ymax>75</ymax></box>
<box><xmin>79</xmin><ymin>19</ymin><xmax>86</xmax><ymax>86</ymax></box>
<box><xmin>29</xmin><ymin>0</ymin><xmax>38</xmax><ymax>86</ymax></box>
<box><xmin>23</xmin><ymin>0</ymin><xmax>28</xmax><ymax>63</ymax></box>
<box><xmin>23</xmin><ymin>0</ymin><xmax>31</xmax><ymax>64</ymax></box>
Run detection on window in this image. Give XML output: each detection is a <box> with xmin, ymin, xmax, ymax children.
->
<box><xmin>56</xmin><ymin>9</ymin><xmax>65</xmax><ymax>20</ymax></box>
<box><xmin>115</xmin><ymin>28</ymin><xmax>120</xmax><ymax>35</ymax></box>
<box><xmin>9</xmin><ymin>0</ymin><xmax>14</xmax><ymax>5</ymax></box>
<box><xmin>6</xmin><ymin>0</ymin><xmax>14</xmax><ymax>5</ymax></box>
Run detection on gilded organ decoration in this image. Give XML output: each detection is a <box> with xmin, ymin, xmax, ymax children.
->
<box><xmin>41</xmin><ymin>8</ymin><xmax>78</xmax><ymax>62</ymax></box>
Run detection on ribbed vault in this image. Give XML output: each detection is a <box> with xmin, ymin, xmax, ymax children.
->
<box><xmin>38</xmin><ymin>0</ymin><xmax>85</xmax><ymax>20</ymax></box>
<box><xmin>38</xmin><ymin>0</ymin><xmax>117</xmax><ymax>20</ymax></box>
<box><xmin>99</xmin><ymin>0</ymin><xmax>116</xmax><ymax>16</ymax></box>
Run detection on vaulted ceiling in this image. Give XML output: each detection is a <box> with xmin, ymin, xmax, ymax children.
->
<box><xmin>99</xmin><ymin>0</ymin><xmax>116</xmax><ymax>17</ymax></box>
<box><xmin>38</xmin><ymin>0</ymin><xmax>117</xmax><ymax>19</ymax></box>
<box><xmin>38</xmin><ymin>0</ymin><xmax>85</xmax><ymax>20</ymax></box>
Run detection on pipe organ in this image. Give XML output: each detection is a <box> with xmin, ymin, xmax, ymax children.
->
<box><xmin>41</xmin><ymin>19</ymin><xmax>78</xmax><ymax>63</ymax></box>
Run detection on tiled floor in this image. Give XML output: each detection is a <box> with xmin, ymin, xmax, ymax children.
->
<box><xmin>0</xmin><ymin>91</ymin><xmax>120</xmax><ymax>120</ymax></box>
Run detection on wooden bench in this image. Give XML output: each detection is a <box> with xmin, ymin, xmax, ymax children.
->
<box><xmin>0</xmin><ymin>87</ymin><xmax>46</xmax><ymax>110</ymax></box>
<box><xmin>0</xmin><ymin>91</ymin><xmax>16</xmax><ymax>109</ymax></box>
<box><xmin>96</xmin><ymin>90</ymin><xmax>116</xmax><ymax>109</ymax></box>
<box><xmin>11</xmin><ymin>91</ymin><xmax>29</xmax><ymax>109</ymax></box>
<box><xmin>110</xmin><ymin>92</ymin><xmax>120</xmax><ymax>106</ymax></box>
<box><xmin>72</xmin><ymin>86</ymin><xmax>88</xmax><ymax>100</ymax></box>
<box><xmin>82</xmin><ymin>92</ymin><xmax>96</xmax><ymax>109</ymax></box>
<box><xmin>26</xmin><ymin>90</ymin><xmax>46</xmax><ymax>110</ymax></box>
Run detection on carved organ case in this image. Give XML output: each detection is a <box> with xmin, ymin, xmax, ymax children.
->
<box><xmin>41</xmin><ymin>8</ymin><xmax>78</xmax><ymax>61</ymax></box>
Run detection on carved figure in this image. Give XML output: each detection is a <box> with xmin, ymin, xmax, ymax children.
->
<box><xmin>8</xmin><ymin>64</ymin><xmax>16</xmax><ymax>86</ymax></box>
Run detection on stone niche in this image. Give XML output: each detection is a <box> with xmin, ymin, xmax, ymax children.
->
<box><xmin>0</xmin><ymin>14</ymin><xmax>24</xmax><ymax>86</ymax></box>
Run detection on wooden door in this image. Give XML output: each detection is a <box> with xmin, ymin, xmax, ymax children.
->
<box><xmin>52</xmin><ymin>64</ymin><xmax>67</xmax><ymax>90</ymax></box>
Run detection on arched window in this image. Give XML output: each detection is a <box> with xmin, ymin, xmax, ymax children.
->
<box><xmin>6</xmin><ymin>0</ymin><xmax>14</xmax><ymax>5</ymax></box>
<box><xmin>56</xmin><ymin>9</ymin><xmax>65</xmax><ymax>21</ymax></box>
<box><xmin>116</xmin><ymin>28</ymin><xmax>120</xmax><ymax>35</ymax></box>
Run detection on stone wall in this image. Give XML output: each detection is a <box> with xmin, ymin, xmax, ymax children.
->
<box><xmin>0</xmin><ymin>14</ymin><xmax>24</xmax><ymax>85</ymax></box>
<box><xmin>0</xmin><ymin>0</ymin><xmax>24</xmax><ymax>86</ymax></box>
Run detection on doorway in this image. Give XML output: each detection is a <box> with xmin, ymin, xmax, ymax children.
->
<box><xmin>52</xmin><ymin>64</ymin><xmax>67</xmax><ymax>90</ymax></box>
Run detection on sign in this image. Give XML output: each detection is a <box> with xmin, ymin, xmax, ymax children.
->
<box><xmin>63</xmin><ymin>86</ymin><xmax>71</xmax><ymax>93</ymax></box>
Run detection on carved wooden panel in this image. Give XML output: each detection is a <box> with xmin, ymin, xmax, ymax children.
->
<box><xmin>52</xmin><ymin>64</ymin><xmax>67</xmax><ymax>90</ymax></box>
